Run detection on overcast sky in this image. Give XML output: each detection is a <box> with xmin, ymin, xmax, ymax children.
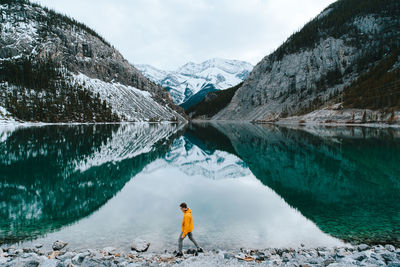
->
<box><xmin>35</xmin><ymin>0</ymin><xmax>336</xmax><ymax>70</ymax></box>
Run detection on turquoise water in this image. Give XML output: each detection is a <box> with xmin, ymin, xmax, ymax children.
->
<box><xmin>0</xmin><ymin>123</ymin><xmax>399</xmax><ymax>251</ymax></box>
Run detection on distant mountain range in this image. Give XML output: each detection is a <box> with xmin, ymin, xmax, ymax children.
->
<box><xmin>136</xmin><ymin>59</ymin><xmax>253</xmax><ymax>109</ymax></box>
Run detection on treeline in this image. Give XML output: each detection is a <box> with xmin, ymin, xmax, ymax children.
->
<box><xmin>272</xmin><ymin>0</ymin><xmax>400</xmax><ymax>61</ymax></box>
<box><xmin>0</xmin><ymin>0</ymin><xmax>111</xmax><ymax>47</ymax></box>
<box><xmin>343</xmin><ymin>52</ymin><xmax>400</xmax><ymax>110</ymax></box>
<box><xmin>187</xmin><ymin>83</ymin><xmax>242</xmax><ymax>119</ymax></box>
<box><xmin>0</xmin><ymin>57</ymin><xmax>120</xmax><ymax>122</ymax></box>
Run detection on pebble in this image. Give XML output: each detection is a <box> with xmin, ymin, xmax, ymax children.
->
<box><xmin>357</xmin><ymin>244</ymin><xmax>369</xmax><ymax>251</ymax></box>
<box><xmin>2</xmin><ymin>244</ymin><xmax>400</xmax><ymax>266</ymax></box>
<box><xmin>386</xmin><ymin>245</ymin><xmax>396</xmax><ymax>252</ymax></box>
<box><xmin>52</xmin><ymin>240</ymin><xmax>68</xmax><ymax>251</ymax></box>
<box><xmin>131</xmin><ymin>239</ymin><xmax>151</xmax><ymax>253</ymax></box>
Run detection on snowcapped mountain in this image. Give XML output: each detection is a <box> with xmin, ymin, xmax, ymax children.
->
<box><xmin>0</xmin><ymin>1</ymin><xmax>186</xmax><ymax>123</ymax></box>
<box><xmin>136</xmin><ymin>58</ymin><xmax>253</xmax><ymax>107</ymax></box>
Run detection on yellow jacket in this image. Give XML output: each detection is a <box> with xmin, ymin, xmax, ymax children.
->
<box><xmin>181</xmin><ymin>208</ymin><xmax>194</xmax><ymax>237</ymax></box>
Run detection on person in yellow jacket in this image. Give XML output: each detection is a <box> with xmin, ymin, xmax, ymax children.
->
<box><xmin>176</xmin><ymin>202</ymin><xmax>203</xmax><ymax>257</ymax></box>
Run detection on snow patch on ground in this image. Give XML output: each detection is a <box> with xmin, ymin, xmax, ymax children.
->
<box><xmin>0</xmin><ymin>106</ymin><xmax>15</xmax><ymax>124</ymax></box>
<box><xmin>353</xmin><ymin>15</ymin><xmax>382</xmax><ymax>34</ymax></box>
<box><xmin>73</xmin><ymin>73</ymin><xmax>185</xmax><ymax>122</ymax></box>
<box><xmin>317</xmin><ymin>7</ymin><xmax>333</xmax><ymax>20</ymax></box>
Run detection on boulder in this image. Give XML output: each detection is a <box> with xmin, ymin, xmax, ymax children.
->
<box><xmin>385</xmin><ymin>245</ymin><xmax>396</xmax><ymax>252</ymax></box>
<box><xmin>130</xmin><ymin>239</ymin><xmax>150</xmax><ymax>253</ymax></box>
<box><xmin>381</xmin><ymin>252</ymin><xmax>396</xmax><ymax>262</ymax></box>
<box><xmin>357</xmin><ymin>244</ymin><xmax>369</xmax><ymax>251</ymax></box>
<box><xmin>72</xmin><ymin>252</ymin><xmax>90</xmax><ymax>265</ymax></box>
<box><xmin>351</xmin><ymin>252</ymin><xmax>368</xmax><ymax>261</ymax></box>
<box><xmin>52</xmin><ymin>240</ymin><xmax>68</xmax><ymax>251</ymax></box>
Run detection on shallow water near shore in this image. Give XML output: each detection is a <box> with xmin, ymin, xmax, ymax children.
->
<box><xmin>0</xmin><ymin>123</ymin><xmax>399</xmax><ymax>251</ymax></box>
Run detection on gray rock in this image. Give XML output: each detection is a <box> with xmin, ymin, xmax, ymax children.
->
<box><xmin>57</xmin><ymin>251</ymin><xmax>76</xmax><ymax>261</ymax></box>
<box><xmin>33</xmin><ymin>248</ymin><xmax>44</xmax><ymax>256</ymax></box>
<box><xmin>318</xmin><ymin>250</ymin><xmax>330</xmax><ymax>258</ymax></box>
<box><xmin>308</xmin><ymin>257</ymin><xmax>324</xmax><ymax>265</ymax></box>
<box><xmin>362</xmin><ymin>258</ymin><xmax>387</xmax><ymax>266</ymax></box>
<box><xmin>308</xmin><ymin>249</ymin><xmax>318</xmax><ymax>258</ymax></box>
<box><xmin>351</xmin><ymin>251</ymin><xmax>368</xmax><ymax>261</ymax></box>
<box><xmin>102</xmin><ymin>246</ymin><xmax>117</xmax><ymax>255</ymax></box>
<box><xmin>34</xmin><ymin>244</ymin><xmax>43</xmax><ymax>249</ymax></box>
<box><xmin>282</xmin><ymin>252</ymin><xmax>292</xmax><ymax>262</ymax></box>
<box><xmin>25</xmin><ymin>259</ymin><xmax>41</xmax><ymax>267</ymax></box>
<box><xmin>72</xmin><ymin>251</ymin><xmax>90</xmax><ymax>265</ymax></box>
<box><xmin>81</xmin><ymin>257</ymin><xmax>104</xmax><ymax>267</ymax></box>
<box><xmin>324</xmin><ymin>258</ymin><xmax>335</xmax><ymax>266</ymax></box>
<box><xmin>294</xmin><ymin>254</ymin><xmax>308</xmax><ymax>264</ymax></box>
<box><xmin>382</xmin><ymin>252</ymin><xmax>396</xmax><ymax>263</ymax></box>
<box><xmin>386</xmin><ymin>245</ymin><xmax>396</xmax><ymax>252</ymax></box>
<box><xmin>335</xmin><ymin>247</ymin><xmax>349</xmax><ymax>259</ymax></box>
<box><xmin>20</xmin><ymin>252</ymin><xmax>37</xmax><ymax>259</ymax></box>
<box><xmin>39</xmin><ymin>259</ymin><xmax>58</xmax><ymax>267</ymax></box>
<box><xmin>130</xmin><ymin>239</ymin><xmax>150</xmax><ymax>253</ymax></box>
<box><xmin>23</xmin><ymin>248</ymin><xmax>35</xmax><ymax>254</ymax></box>
<box><xmin>7</xmin><ymin>248</ymin><xmax>17</xmax><ymax>256</ymax></box>
<box><xmin>52</xmin><ymin>240</ymin><xmax>68</xmax><ymax>251</ymax></box>
<box><xmin>387</xmin><ymin>263</ymin><xmax>400</xmax><ymax>267</ymax></box>
<box><xmin>357</xmin><ymin>244</ymin><xmax>369</xmax><ymax>251</ymax></box>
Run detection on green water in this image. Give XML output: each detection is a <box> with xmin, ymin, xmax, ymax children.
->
<box><xmin>0</xmin><ymin>123</ymin><xmax>399</xmax><ymax>250</ymax></box>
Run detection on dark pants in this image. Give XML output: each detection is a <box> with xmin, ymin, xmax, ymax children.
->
<box><xmin>178</xmin><ymin>232</ymin><xmax>199</xmax><ymax>253</ymax></box>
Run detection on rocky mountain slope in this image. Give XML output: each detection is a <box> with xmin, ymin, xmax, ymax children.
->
<box><xmin>136</xmin><ymin>58</ymin><xmax>252</xmax><ymax>108</ymax></box>
<box><xmin>0</xmin><ymin>0</ymin><xmax>186</xmax><ymax>122</ymax></box>
<box><xmin>213</xmin><ymin>0</ymin><xmax>400</xmax><ymax>122</ymax></box>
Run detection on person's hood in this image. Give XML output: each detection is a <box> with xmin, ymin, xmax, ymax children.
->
<box><xmin>185</xmin><ymin>208</ymin><xmax>192</xmax><ymax>215</ymax></box>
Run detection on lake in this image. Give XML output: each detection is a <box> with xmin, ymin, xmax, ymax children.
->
<box><xmin>0</xmin><ymin>122</ymin><xmax>399</xmax><ymax>252</ymax></box>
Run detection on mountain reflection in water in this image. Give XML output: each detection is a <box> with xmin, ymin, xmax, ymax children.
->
<box><xmin>1</xmin><ymin>123</ymin><xmax>399</xmax><ymax>249</ymax></box>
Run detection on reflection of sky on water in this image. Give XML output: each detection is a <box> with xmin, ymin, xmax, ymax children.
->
<box><xmin>23</xmin><ymin>158</ymin><xmax>343</xmax><ymax>252</ymax></box>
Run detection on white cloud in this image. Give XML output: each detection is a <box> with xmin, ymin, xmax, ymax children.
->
<box><xmin>34</xmin><ymin>0</ymin><xmax>336</xmax><ymax>70</ymax></box>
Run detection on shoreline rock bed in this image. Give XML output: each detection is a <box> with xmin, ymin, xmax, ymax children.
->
<box><xmin>1</xmin><ymin>241</ymin><xmax>399</xmax><ymax>266</ymax></box>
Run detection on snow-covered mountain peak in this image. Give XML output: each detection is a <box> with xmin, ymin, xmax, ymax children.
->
<box><xmin>177</xmin><ymin>58</ymin><xmax>253</xmax><ymax>76</ymax></box>
<box><xmin>136</xmin><ymin>59</ymin><xmax>253</xmax><ymax>105</ymax></box>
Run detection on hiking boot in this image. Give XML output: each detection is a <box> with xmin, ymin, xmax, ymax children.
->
<box><xmin>175</xmin><ymin>252</ymin><xmax>183</xmax><ymax>257</ymax></box>
<box><xmin>197</xmin><ymin>247</ymin><xmax>204</xmax><ymax>253</ymax></box>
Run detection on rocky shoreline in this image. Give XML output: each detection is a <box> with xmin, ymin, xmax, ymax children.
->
<box><xmin>1</xmin><ymin>241</ymin><xmax>400</xmax><ymax>267</ymax></box>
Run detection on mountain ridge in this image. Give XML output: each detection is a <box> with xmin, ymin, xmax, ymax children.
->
<box><xmin>136</xmin><ymin>58</ymin><xmax>252</xmax><ymax>107</ymax></box>
<box><xmin>0</xmin><ymin>0</ymin><xmax>186</xmax><ymax>122</ymax></box>
<box><xmin>212</xmin><ymin>0</ymin><xmax>400</xmax><ymax>123</ymax></box>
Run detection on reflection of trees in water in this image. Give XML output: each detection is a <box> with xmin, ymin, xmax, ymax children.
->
<box><xmin>0</xmin><ymin>124</ymin><xmax>184</xmax><ymax>244</ymax></box>
<box><xmin>202</xmin><ymin>123</ymin><xmax>400</xmax><ymax>246</ymax></box>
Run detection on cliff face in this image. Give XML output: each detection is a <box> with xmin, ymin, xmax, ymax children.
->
<box><xmin>0</xmin><ymin>0</ymin><xmax>186</xmax><ymax>122</ymax></box>
<box><xmin>213</xmin><ymin>0</ymin><xmax>400</xmax><ymax>121</ymax></box>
